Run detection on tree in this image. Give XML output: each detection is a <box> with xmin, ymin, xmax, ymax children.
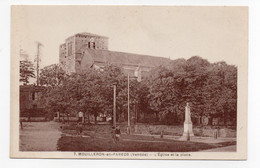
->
<box><xmin>98</xmin><ymin>64</ymin><xmax>127</xmax><ymax>120</ymax></box>
<box><xmin>38</xmin><ymin>64</ymin><xmax>68</xmax><ymax>121</ymax></box>
<box><xmin>20</xmin><ymin>60</ymin><xmax>36</xmax><ymax>85</ymax></box>
<box><xmin>40</xmin><ymin>64</ymin><xmax>127</xmax><ymax>124</ymax></box>
<box><xmin>146</xmin><ymin>66</ymin><xmax>184</xmax><ymax>124</ymax></box>
<box><xmin>145</xmin><ymin>56</ymin><xmax>237</xmax><ymax>125</ymax></box>
<box><xmin>39</xmin><ymin>64</ymin><xmax>66</xmax><ymax>87</ymax></box>
<box><xmin>203</xmin><ymin>62</ymin><xmax>237</xmax><ymax>125</ymax></box>
<box><xmin>135</xmin><ymin>80</ymin><xmax>150</xmax><ymax>122</ymax></box>
<box><xmin>69</xmin><ymin>70</ymin><xmax>105</xmax><ymax>124</ymax></box>
<box><xmin>182</xmin><ymin>56</ymin><xmax>210</xmax><ymax>120</ymax></box>
<box><xmin>39</xmin><ymin>56</ymin><xmax>237</xmax><ymax>126</ymax></box>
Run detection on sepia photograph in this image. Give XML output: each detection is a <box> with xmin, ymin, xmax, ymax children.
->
<box><xmin>10</xmin><ymin>5</ymin><xmax>248</xmax><ymax>159</ymax></box>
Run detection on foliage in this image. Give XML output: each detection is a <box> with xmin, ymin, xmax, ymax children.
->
<box><xmin>20</xmin><ymin>60</ymin><xmax>36</xmax><ymax>85</ymax></box>
<box><xmin>39</xmin><ymin>56</ymin><xmax>237</xmax><ymax>125</ymax></box>
<box><xmin>39</xmin><ymin>64</ymin><xmax>66</xmax><ymax>86</ymax></box>
<box><xmin>40</xmin><ymin>64</ymin><xmax>127</xmax><ymax>123</ymax></box>
<box><xmin>145</xmin><ymin>56</ymin><xmax>237</xmax><ymax>125</ymax></box>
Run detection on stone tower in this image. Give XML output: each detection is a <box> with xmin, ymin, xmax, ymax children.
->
<box><xmin>59</xmin><ymin>32</ymin><xmax>108</xmax><ymax>73</ymax></box>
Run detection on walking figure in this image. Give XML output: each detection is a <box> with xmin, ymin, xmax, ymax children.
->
<box><xmin>77</xmin><ymin>122</ymin><xmax>83</xmax><ymax>135</ymax></box>
<box><xmin>115</xmin><ymin>126</ymin><xmax>121</xmax><ymax>142</ymax></box>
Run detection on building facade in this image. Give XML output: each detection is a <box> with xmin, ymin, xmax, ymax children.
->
<box><xmin>20</xmin><ymin>85</ymin><xmax>45</xmax><ymax>118</ymax></box>
<box><xmin>59</xmin><ymin>32</ymin><xmax>170</xmax><ymax>80</ymax></box>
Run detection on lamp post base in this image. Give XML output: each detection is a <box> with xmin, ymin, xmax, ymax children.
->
<box><xmin>127</xmin><ymin>126</ymin><xmax>131</xmax><ymax>134</ymax></box>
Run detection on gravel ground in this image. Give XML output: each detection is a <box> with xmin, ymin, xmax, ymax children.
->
<box><xmin>19</xmin><ymin>121</ymin><xmax>62</xmax><ymax>151</ymax></box>
<box><xmin>200</xmin><ymin>145</ymin><xmax>236</xmax><ymax>152</ymax></box>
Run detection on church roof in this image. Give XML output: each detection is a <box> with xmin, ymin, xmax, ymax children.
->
<box><xmin>75</xmin><ymin>32</ymin><xmax>108</xmax><ymax>38</ymax></box>
<box><xmin>66</xmin><ymin>32</ymin><xmax>108</xmax><ymax>41</ymax></box>
<box><xmin>83</xmin><ymin>48</ymin><xmax>170</xmax><ymax>68</ymax></box>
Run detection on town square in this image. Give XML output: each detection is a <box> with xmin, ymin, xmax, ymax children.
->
<box><xmin>10</xmin><ymin>6</ymin><xmax>248</xmax><ymax>159</ymax></box>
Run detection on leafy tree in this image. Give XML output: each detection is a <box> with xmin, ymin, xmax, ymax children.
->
<box><xmin>145</xmin><ymin>56</ymin><xmax>237</xmax><ymax>125</ymax></box>
<box><xmin>146</xmin><ymin>66</ymin><xmax>185</xmax><ymax>124</ymax></box>
<box><xmin>20</xmin><ymin>60</ymin><xmax>36</xmax><ymax>85</ymax></box>
<box><xmin>203</xmin><ymin>62</ymin><xmax>237</xmax><ymax>124</ymax></box>
<box><xmin>40</xmin><ymin>64</ymin><xmax>128</xmax><ymax>124</ymax></box>
<box><xmin>39</xmin><ymin>56</ymin><xmax>237</xmax><ymax>126</ymax></box>
<box><xmin>134</xmin><ymin>80</ymin><xmax>150</xmax><ymax>122</ymax></box>
<box><xmin>98</xmin><ymin>64</ymin><xmax>127</xmax><ymax>121</ymax></box>
<box><xmin>39</xmin><ymin>64</ymin><xmax>66</xmax><ymax>86</ymax></box>
<box><xmin>70</xmin><ymin>70</ymin><xmax>106</xmax><ymax>123</ymax></box>
<box><xmin>182</xmin><ymin>56</ymin><xmax>210</xmax><ymax>119</ymax></box>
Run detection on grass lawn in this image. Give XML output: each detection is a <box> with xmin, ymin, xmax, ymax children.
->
<box><xmin>57</xmin><ymin>132</ymin><xmax>236</xmax><ymax>152</ymax></box>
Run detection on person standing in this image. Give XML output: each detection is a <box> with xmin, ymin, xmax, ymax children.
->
<box><xmin>115</xmin><ymin>126</ymin><xmax>121</xmax><ymax>142</ymax></box>
<box><xmin>77</xmin><ymin>122</ymin><xmax>83</xmax><ymax>135</ymax></box>
<box><xmin>78</xmin><ymin>111</ymin><xmax>83</xmax><ymax>123</ymax></box>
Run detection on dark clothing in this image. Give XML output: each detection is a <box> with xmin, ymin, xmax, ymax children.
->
<box><xmin>115</xmin><ymin>128</ymin><xmax>121</xmax><ymax>135</ymax></box>
<box><xmin>77</xmin><ymin>123</ymin><xmax>83</xmax><ymax>134</ymax></box>
<box><xmin>114</xmin><ymin>128</ymin><xmax>121</xmax><ymax>142</ymax></box>
<box><xmin>78</xmin><ymin>117</ymin><xmax>83</xmax><ymax>123</ymax></box>
<box><xmin>79</xmin><ymin>127</ymin><xmax>83</xmax><ymax>134</ymax></box>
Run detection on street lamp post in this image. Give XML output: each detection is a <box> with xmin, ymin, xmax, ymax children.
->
<box><xmin>113</xmin><ymin>83</ymin><xmax>117</xmax><ymax>127</ymax></box>
<box><xmin>127</xmin><ymin>73</ymin><xmax>131</xmax><ymax>134</ymax></box>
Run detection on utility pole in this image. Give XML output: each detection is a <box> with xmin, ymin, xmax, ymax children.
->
<box><xmin>35</xmin><ymin>42</ymin><xmax>43</xmax><ymax>86</ymax></box>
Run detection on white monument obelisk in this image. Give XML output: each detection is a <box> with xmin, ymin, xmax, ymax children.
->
<box><xmin>181</xmin><ymin>103</ymin><xmax>194</xmax><ymax>140</ymax></box>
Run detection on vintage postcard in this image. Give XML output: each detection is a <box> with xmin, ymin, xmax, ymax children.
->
<box><xmin>10</xmin><ymin>6</ymin><xmax>248</xmax><ymax>159</ymax></box>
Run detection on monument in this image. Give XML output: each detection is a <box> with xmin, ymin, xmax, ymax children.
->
<box><xmin>180</xmin><ymin>103</ymin><xmax>194</xmax><ymax>140</ymax></box>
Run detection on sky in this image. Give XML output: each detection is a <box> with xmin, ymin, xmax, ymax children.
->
<box><xmin>12</xmin><ymin>6</ymin><xmax>248</xmax><ymax>68</ymax></box>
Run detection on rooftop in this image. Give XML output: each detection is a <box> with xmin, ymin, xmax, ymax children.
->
<box><xmin>76</xmin><ymin>32</ymin><xmax>108</xmax><ymax>38</ymax></box>
<box><xmin>82</xmin><ymin>48</ymin><xmax>170</xmax><ymax>68</ymax></box>
<box><xmin>66</xmin><ymin>32</ymin><xmax>108</xmax><ymax>41</ymax></box>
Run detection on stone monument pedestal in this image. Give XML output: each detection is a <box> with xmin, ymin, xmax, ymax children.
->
<box><xmin>182</xmin><ymin>123</ymin><xmax>194</xmax><ymax>136</ymax></box>
<box><xmin>180</xmin><ymin>103</ymin><xmax>194</xmax><ymax>141</ymax></box>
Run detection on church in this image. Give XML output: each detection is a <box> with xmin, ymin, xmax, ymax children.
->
<box><xmin>59</xmin><ymin>32</ymin><xmax>170</xmax><ymax>80</ymax></box>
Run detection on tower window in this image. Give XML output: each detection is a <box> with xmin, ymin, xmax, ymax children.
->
<box><xmin>93</xmin><ymin>42</ymin><xmax>95</xmax><ymax>49</ymax></box>
<box><xmin>88</xmin><ymin>42</ymin><xmax>90</xmax><ymax>48</ymax></box>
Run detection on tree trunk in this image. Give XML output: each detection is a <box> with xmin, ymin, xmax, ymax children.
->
<box><xmin>136</xmin><ymin>105</ymin><xmax>138</xmax><ymax>123</ymax></box>
<box><xmin>28</xmin><ymin>109</ymin><xmax>32</xmax><ymax>122</ymax></box>
<box><xmin>88</xmin><ymin>114</ymin><xmax>90</xmax><ymax>124</ymax></box>
<box><xmin>62</xmin><ymin>112</ymin><xmax>65</xmax><ymax>123</ymax></box>
<box><xmin>83</xmin><ymin>112</ymin><xmax>85</xmax><ymax>123</ymax></box>
<box><xmin>155</xmin><ymin>111</ymin><xmax>159</xmax><ymax>122</ymax></box>
<box><xmin>58</xmin><ymin>112</ymin><xmax>60</xmax><ymax>122</ymax></box>
<box><xmin>134</xmin><ymin>104</ymin><xmax>137</xmax><ymax>124</ymax></box>
<box><xmin>94</xmin><ymin>113</ymin><xmax>97</xmax><ymax>124</ymax></box>
<box><xmin>200</xmin><ymin>114</ymin><xmax>203</xmax><ymax>125</ymax></box>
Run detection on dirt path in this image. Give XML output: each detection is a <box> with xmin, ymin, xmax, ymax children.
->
<box><xmin>20</xmin><ymin>121</ymin><xmax>62</xmax><ymax>151</ymax></box>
